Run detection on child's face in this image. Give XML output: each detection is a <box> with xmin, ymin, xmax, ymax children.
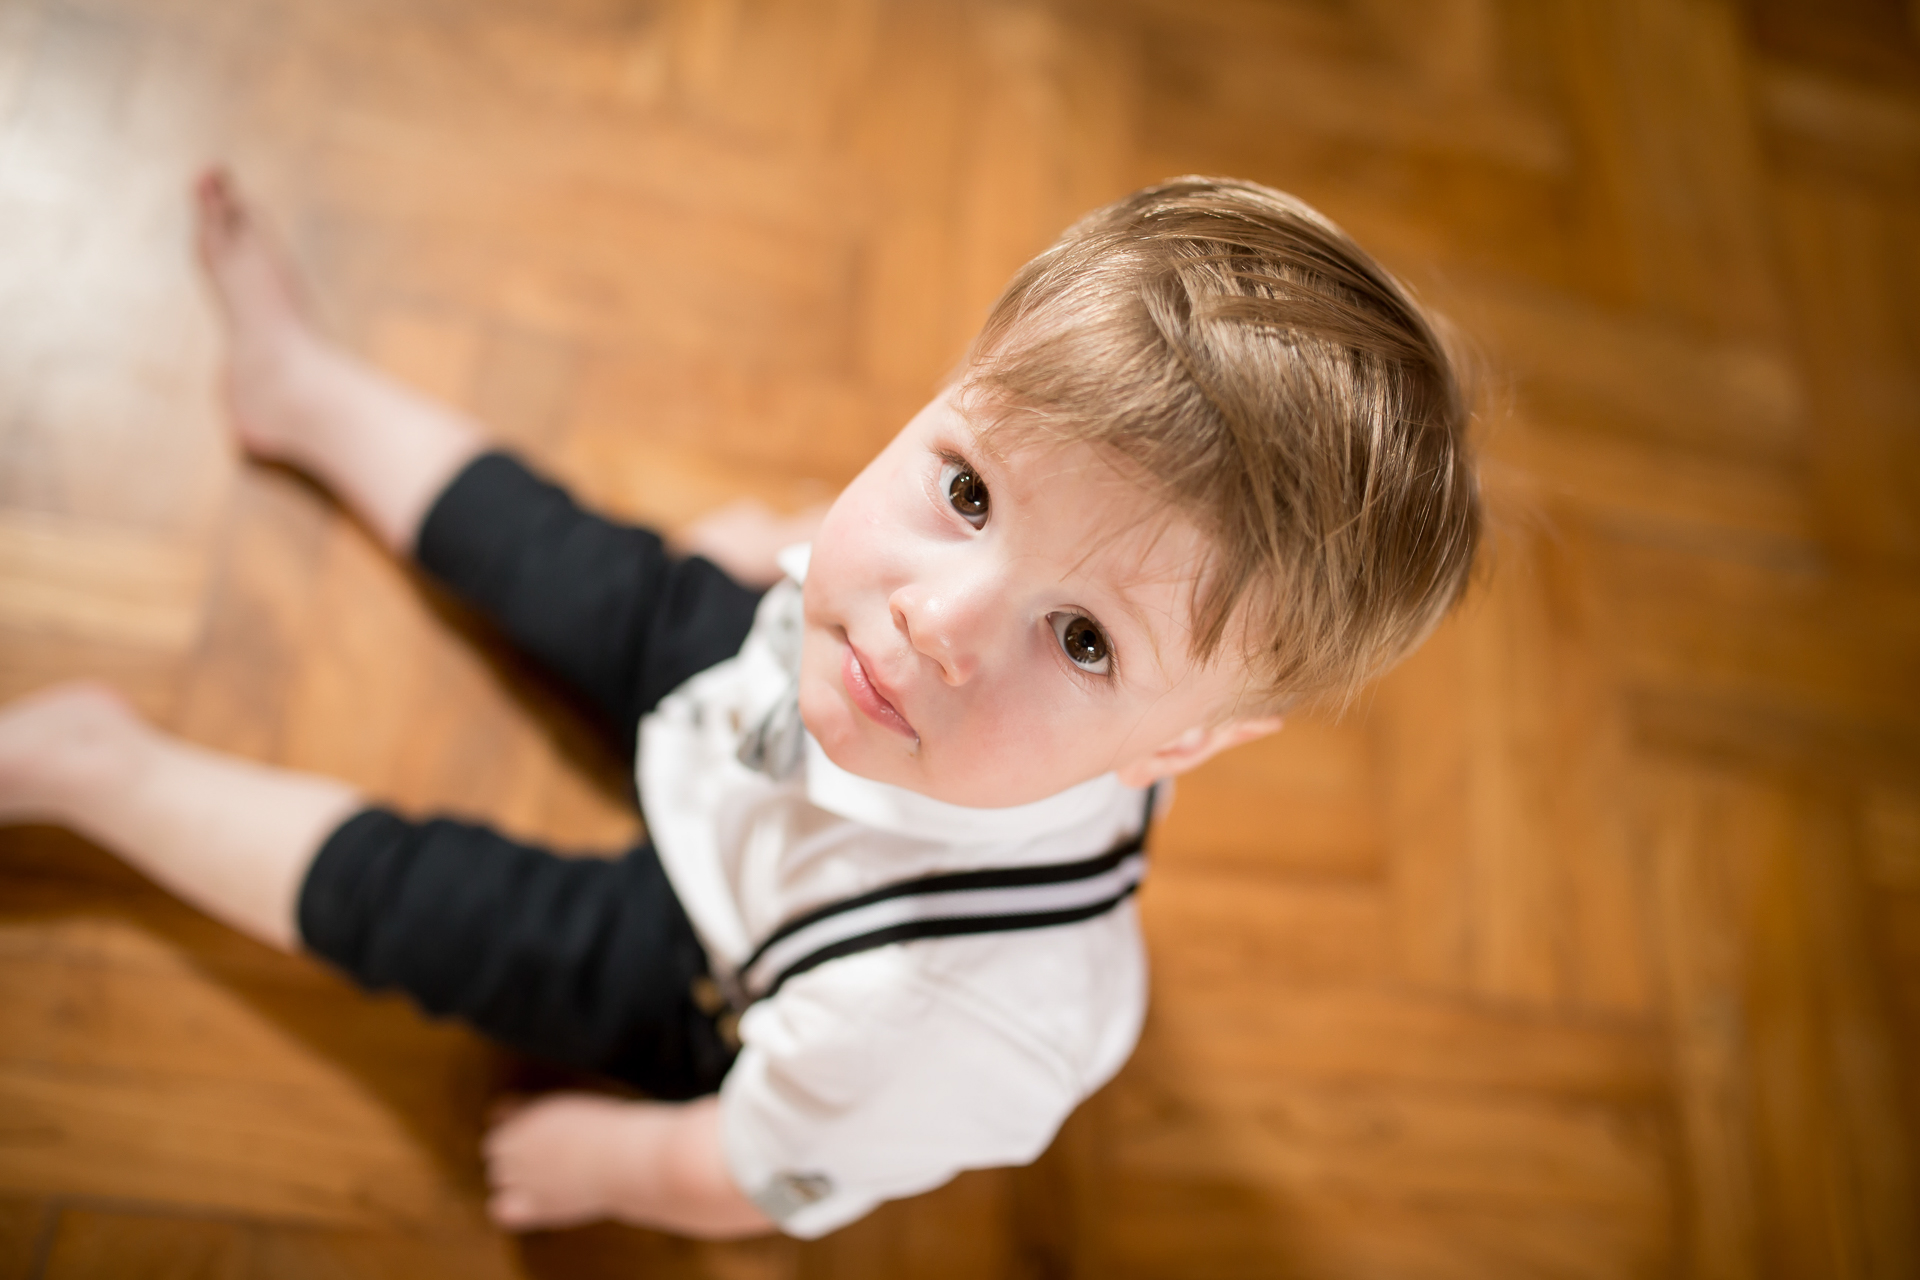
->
<box><xmin>799</xmin><ymin>391</ymin><xmax>1272</xmax><ymax>808</ymax></box>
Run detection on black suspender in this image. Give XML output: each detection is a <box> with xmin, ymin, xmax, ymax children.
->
<box><xmin>720</xmin><ymin>783</ymin><xmax>1158</xmax><ymax>1011</ymax></box>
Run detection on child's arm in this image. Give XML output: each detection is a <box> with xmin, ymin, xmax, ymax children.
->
<box><xmin>670</xmin><ymin>499</ymin><xmax>830</xmax><ymax>588</ymax></box>
<box><xmin>484</xmin><ymin>1093</ymin><xmax>773</xmax><ymax>1238</ymax></box>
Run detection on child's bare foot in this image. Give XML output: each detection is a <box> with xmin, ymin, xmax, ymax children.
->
<box><xmin>194</xmin><ymin>168</ymin><xmax>330</xmax><ymax>467</ymax></box>
<box><xmin>0</xmin><ymin>682</ymin><xmax>151</xmax><ymax>828</ymax></box>
<box><xmin>192</xmin><ymin>167</ymin><xmax>485</xmax><ymax>553</ymax></box>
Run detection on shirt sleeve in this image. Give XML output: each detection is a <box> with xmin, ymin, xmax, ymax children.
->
<box><xmin>715</xmin><ymin>944</ymin><xmax>1084</xmax><ymax>1238</ymax></box>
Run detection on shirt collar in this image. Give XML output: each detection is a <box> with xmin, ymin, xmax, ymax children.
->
<box><xmin>776</xmin><ymin>542</ymin><xmax>811</xmax><ymax>585</ymax></box>
<box><xmin>804</xmin><ymin>736</ymin><xmax>1134</xmax><ymax>843</ymax></box>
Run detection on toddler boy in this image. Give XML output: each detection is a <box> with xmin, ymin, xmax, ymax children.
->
<box><xmin>0</xmin><ymin>173</ymin><xmax>1479</xmax><ymax>1238</ymax></box>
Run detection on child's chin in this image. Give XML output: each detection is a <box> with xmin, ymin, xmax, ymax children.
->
<box><xmin>818</xmin><ymin>733</ymin><xmax>929</xmax><ymax>797</ymax></box>
<box><xmin>798</xmin><ymin>682</ymin><xmax>890</xmax><ymax>768</ymax></box>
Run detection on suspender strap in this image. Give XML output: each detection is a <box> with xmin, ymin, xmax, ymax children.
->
<box><xmin>734</xmin><ymin>784</ymin><xmax>1158</xmax><ymax>1005</ymax></box>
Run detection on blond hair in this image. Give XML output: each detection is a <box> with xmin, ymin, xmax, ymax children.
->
<box><xmin>960</xmin><ymin>176</ymin><xmax>1480</xmax><ymax>711</ymax></box>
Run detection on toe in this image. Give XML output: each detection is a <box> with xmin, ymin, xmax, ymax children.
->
<box><xmin>194</xmin><ymin>168</ymin><xmax>247</xmax><ymax>250</ymax></box>
<box><xmin>488</xmin><ymin>1189</ymin><xmax>538</xmax><ymax>1230</ymax></box>
<box><xmin>486</xmin><ymin>1094</ymin><xmax>531</xmax><ymax>1129</ymax></box>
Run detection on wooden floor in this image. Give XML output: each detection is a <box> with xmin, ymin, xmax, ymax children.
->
<box><xmin>2</xmin><ymin>0</ymin><xmax>1917</xmax><ymax>1275</ymax></box>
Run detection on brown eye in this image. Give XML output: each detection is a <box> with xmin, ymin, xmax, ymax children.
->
<box><xmin>1051</xmin><ymin>612</ymin><xmax>1111</xmax><ymax>674</ymax></box>
<box><xmin>943</xmin><ymin>461</ymin><xmax>989</xmax><ymax>524</ymax></box>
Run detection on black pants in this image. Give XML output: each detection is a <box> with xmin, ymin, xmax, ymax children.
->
<box><xmin>297</xmin><ymin>452</ymin><xmax>760</xmax><ymax>1099</ymax></box>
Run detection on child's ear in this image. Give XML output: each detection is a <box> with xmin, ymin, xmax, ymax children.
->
<box><xmin>1115</xmin><ymin>716</ymin><xmax>1284</xmax><ymax>788</ymax></box>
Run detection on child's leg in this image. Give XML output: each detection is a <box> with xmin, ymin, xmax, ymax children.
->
<box><xmin>0</xmin><ymin>682</ymin><xmax>360</xmax><ymax>951</ymax></box>
<box><xmin>201</xmin><ymin>171</ymin><xmax>763</xmax><ymax>753</ymax></box>
<box><xmin>1</xmin><ymin>171</ymin><xmax>749</xmax><ymax>1081</ymax></box>
<box><xmin>0</xmin><ymin>182</ymin><xmax>488</xmax><ymax>953</ymax></box>
<box><xmin>197</xmin><ymin>170</ymin><xmax>484</xmax><ymax>554</ymax></box>
<box><xmin>206</xmin><ymin>166</ymin><xmax>821</xmax><ymax>593</ymax></box>
<box><xmin>0</xmin><ymin>682</ymin><xmax>734</xmax><ymax>1096</ymax></box>
<box><xmin>411</xmin><ymin>454</ymin><xmax>763</xmax><ymax>753</ymax></box>
<box><xmin>0</xmin><ymin>684</ymin><xmax>758</xmax><ymax>1235</ymax></box>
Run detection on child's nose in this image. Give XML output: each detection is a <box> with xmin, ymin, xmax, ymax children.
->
<box><xmin>889</xmin><ymin>580</ymin><xmax>989</xmax><ymax>685</ymax></box>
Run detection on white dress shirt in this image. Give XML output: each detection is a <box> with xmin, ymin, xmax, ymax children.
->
<box><xmin>637</xmin><ymin>546</ymin><xmax>1150</xmax><ymax>1236</ymax></box>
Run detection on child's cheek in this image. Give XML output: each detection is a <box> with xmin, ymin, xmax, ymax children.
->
<box><xmin>809</xmin><ymin>487</ymin><xmax>898</xmax><ymax>605</ymax></box>
<box><xmin>957</xmin><ymin>681</ymin><xmax>1084</xmax><ymax>795</ymax></box>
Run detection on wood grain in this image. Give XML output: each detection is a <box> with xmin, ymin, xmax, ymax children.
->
<box><xmin>2</xmin><ymin>0</ymin><xmax>1916</xmax><ymax>1275</ymax></box>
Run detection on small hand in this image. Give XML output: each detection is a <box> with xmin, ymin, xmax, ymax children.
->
<box><xmin>482</xmin><ymin>1092</ymin><xmax>628</xmax><ymax>1231</ymax></box>
<box><xmin>481</xmin><ymin>1092</ymin><xmax>772</xmax><ymax>1238</ymax></box>
<box><xmin>673</xmin><ymin>499</ymin><xmax>829</xmax><ymax>589</ymax></box>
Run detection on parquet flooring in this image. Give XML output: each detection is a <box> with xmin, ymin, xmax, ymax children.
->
<box><xmin>1</xmin><ymin>1</ymin><xmax>1916</xmax><ymax>1276</ymax></box>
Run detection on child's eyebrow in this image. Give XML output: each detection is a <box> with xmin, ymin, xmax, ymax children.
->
<box><xmin>1097</xmin><ymin>570</ymin><xmax>1195</xmax><ymax>683</ymax></box>
<box><xmin>1072</xmin><ymin>523</ymin><xmax>1202</xmax><ymax>685</ymax></box>
<box><xmin>941</xmin><ymin>392</ymin><xmax>1012</xmax><ymax>464</ymax></box>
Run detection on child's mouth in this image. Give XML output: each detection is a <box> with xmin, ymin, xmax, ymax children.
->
<box><xmin>842</xmin><ymin>644</ymin><xmax>917</xmax><ymax>741</ymax></box>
